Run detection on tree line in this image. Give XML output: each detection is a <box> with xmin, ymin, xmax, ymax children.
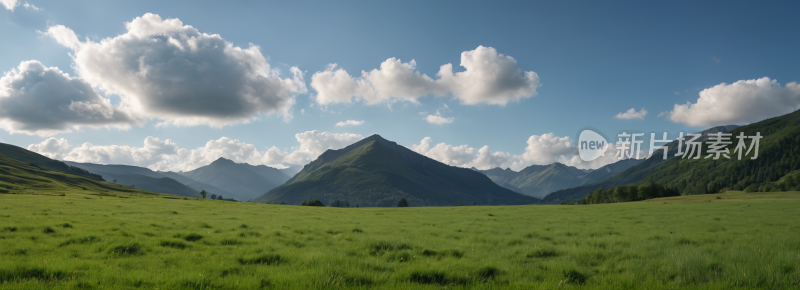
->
<box><xmin>561</xmin><ymin>183</ymin><xmax>680</xmax><ymax>205</ymax></box>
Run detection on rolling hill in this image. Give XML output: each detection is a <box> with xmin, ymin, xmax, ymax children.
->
<box><xmin>0</xmin><ymin>143</ymin><xmax>103</xmax><ymax>181</ymax></box>
<box><xmin>473</xmin><ymin>159</ymin><xmax>639</xmax><ymax>198</ymax></box>
<box><xmin>157</xmin><ymin>171</ymin><xmax>238</xmax><ymax>199</ymax></box>
<box><xmin>253</xmin><ymin>135</ymin><xmax>539</xmax><ymax>207</ymax></box>
<box><xmin>63</xmin><ymin>162</ymin><xmax>201</xmax><ymax>198</ymax></box>
<box><xmin>178</xmin><ymin>157</ymin><xmax>291</xmax><ymax>201</ymax></box>
<box><xmin>541</xmin><ymin>123</ymin><xmax>755</xmax><ymax>204</ymax></box>
<box><xmin>0</xmin><ymin>151</ymin><xmax>168</xmax><ymax>198</ymax></box>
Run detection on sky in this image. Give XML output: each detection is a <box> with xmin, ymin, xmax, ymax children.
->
<box><xmin>2</xmin><ymin>0</ymin><xmax>800</xmax><ymax>172</ymax></box>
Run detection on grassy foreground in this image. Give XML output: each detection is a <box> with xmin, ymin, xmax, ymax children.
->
<box><xmin>1</xmin><ymin>191</ymin><xmax>799</xmax><ymax>289</ymax></box>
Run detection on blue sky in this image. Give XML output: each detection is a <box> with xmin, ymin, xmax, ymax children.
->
<box><xmin>2</xmin><ymin>0</ymin><xmax>799</xmax><ymax>171</ymax></box>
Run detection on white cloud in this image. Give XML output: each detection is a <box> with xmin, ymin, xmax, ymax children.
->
<box><xmin>311</xmin><ymin>46</ymin><xmax>540</xmax><ymax>106</ymax></box>
<box><xmin>1</xmin><ymin>0</ymin><xmax>41</xmax><ymax>11</ymax></box>
<box><xmin>614</xmin><ymin>108</ymin><xmax>648</xmax><ymax>120</ymax></box>
<box><xmin>0</xmin><ymin>0</ymin><xmax>17</xmax><ymax>10</ymax></box>
<box><xmin>425</xmin><ymin>114</ymin><xmax>453</xmax><ymax>125</ymax></box>
<box><xmin>668</xmin><ymin>77</ymin><xmax>800</xmax><ymax>127</ymax></box>
<box><xmin>27</xmin><ymin>137</ymin><xmax>70</xmax><ymax>159</ymax></box>
<box><xmin>335</xmin><ymin>120</ymin><xmax>365</xmax><ymax>127</ymax></box>
<box><xmin>28</xmin><ymin>131</ymin><xmax>363</xmax><ymax>172</ymax></box>
<box><xmin>43</xmin><ymin>13</ymin><xmax>306</xmax><ymax>128</ymax></box>
<box><xmin>410</xmin><ymin>133</ymin><xmax>641</xmax><ymax>171</ymax></box>
<box><xmin>0</xmin><ymin>60</ymin><xmax>137</xmax><ymax>136</ymax></box>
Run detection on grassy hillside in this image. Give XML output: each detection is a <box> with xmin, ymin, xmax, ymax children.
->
<box><xmin>158</xmin><ymin>171</ymin><xmax>238</xmax><ymax>199</ymax></box>
<box><xmin>0</xmin><ymin>143</ymin><xmax>103</xmax><ymax>181</ymax></box>
<box><xmin>180</xmin><ymin>158</ymin><xmax>287</xmax><ymax>201</ymax></box>
<box><xmin>542</xmin><ymin>125</ymin><xmax>743</xmax><ymax>203</ymax></box>
<box><xmin>1</xmin><ymin>191</ymin><xmax>798</xmax><ymax>289</ymax></box>
<box><xmin>64</xmin><ymin>162</ymin><xmax>201</xmax><ymax>198</ymax></box>
<box><xmin>0</xmin><ymin>153</ymin><xmax>169</xmax><ymax>198</ymax></box>
<box><xmin>255</xmin><ymin>135</ymin><xmax>538</xmax><ymax>206</ymax></box>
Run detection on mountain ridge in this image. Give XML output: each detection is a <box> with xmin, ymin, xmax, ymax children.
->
<box><xmin>255</xmin><ymin>134</ymin><xmax>539</xmax><ymax>206</ymax></box>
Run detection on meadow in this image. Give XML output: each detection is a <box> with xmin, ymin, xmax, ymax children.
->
<box><xmin>1</xmin><ymin>190</ymin><xmax>799</xmax><ymax>289</ymax></box>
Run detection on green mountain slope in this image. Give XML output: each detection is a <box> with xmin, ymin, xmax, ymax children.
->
<box><xmin>179</xmin><ymin>158</ymin><xmax>289</xmax><ymax>201</ymax></box>
<box><xmin>253</xmin><ymin>135</ymin><xmax>539</xmax><ymax>207</ymax></box>
<box><xmin>64</xmin><ymin>162</ymin><xmax>201</xmax><ymax>198</ymax></box>
<box><xmin>542</xmin><ymin>122</ymin><xmax>774</xmax><ymax>204</ymax></box>
<box><xmin>157</xmin><ymin>171</ymin><xmax>238</xmax><ymax>198</ymax></box>
<box><xmin>0</xmin><ymin>153</ymin><xmax>166</xmax><ymax>197</ymax></box>
<box><xmin>0</xmin><ymin>143</ymin><xmax>103</xmax><ymax>181</ymax></box>
<box><xmin>474</xmin><ymin>159</ymin><xmax>639</xmax><ymax>198</ymax></box>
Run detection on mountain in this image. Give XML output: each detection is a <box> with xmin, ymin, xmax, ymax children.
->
<box><xmin>178</xmin><ymin>158</ymin><xmax>291</xmax><ymax>201</ymax></box>
<box><xmin>0</xmin><ymin>143</ymin><xmax>103</xmax><ymax>181</ymax></box>
<box><xmin>157</xmin><ymin>171</ymin><xmax>238</xmax><ymax>199</ymax></box>
<box><xmin>0</xmin><ymin>149</ymin><xmax>167</xmax><ymax>198</ymax></box>
<box><xmin>253</xmin><ymin>135</ymin><xmax>539</xmax><ymax>207</ymax></box>
<box><xmin>473</xmin><ymin>159</ymin><xmax>639</xmax><ymax>198</ymax></box>
<box><xmin>542</xmin><ymin>124</ymin><xmax>743</xmax><ymax>204</ymax></box>
<box><xmin>278</xmin><ymin>164</ymin><xmax>304</xmax><ymax>178</ymax></box>
<box><xmin>63</xmin><ymin>162</ymin><xmax>201</xmax><ymax>198</ymax></box>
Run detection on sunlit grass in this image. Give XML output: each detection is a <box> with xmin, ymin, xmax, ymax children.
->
<box><xmin>1</xmin><ymin>190</ymin><xmax>799</xmax><ymax>289</ymax></box>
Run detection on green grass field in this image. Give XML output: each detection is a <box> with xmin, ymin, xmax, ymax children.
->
<box><xmin>1</xmin><ymin>190</ymin><xmax>799</xmax><ymax>289</ymax></box>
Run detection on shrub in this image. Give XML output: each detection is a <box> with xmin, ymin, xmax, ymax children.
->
<box><xmin>301</xmin><ymin>200</ymin><xmax>325</xmax><ymax>206</ymax></box>
<box><xmin>408</xmin><ymin>270</ymin><xmax>465</xmax><ymax>285</ymax></box>
<box><xmin>527</xmin><ymin>248</ymin><xmax>557</xmax><ymax>258</ymax></box>
<box><xmin>220</xmin><ymin>239</ymin><xmax>243</xmax><ymax>246</ymax></box>
<box><xmin>160</xmin><ymin>240</ymin><xmax>189</xmax><ymax>249</ymax></box>
<box><xmin>108</xmin><ymin>243</ymin><xmax>143</xmax><ymax>256</ymax></box>
<box><xmin>476</xmin><ymin>266</ymin><xmax>501</xmax><ymax>282</ymax></box>
<box><xmin>563</xmin><ymin>269</ymin><xmax>587</xmax><ymax>284</ymax></box>
<box><xmin>368</xmin><ymin>241</ymin><xmax>412</xmax><ymax>255</ymax></box>
<box><xmin>238</xmin><ymin>254</ymin><xmax>281</xmax><ymax>265</ymax></box>
<box><xmin>184</xmin><ymin>234</ymin><xmax>203</xmax><ymax>242</ymax></box>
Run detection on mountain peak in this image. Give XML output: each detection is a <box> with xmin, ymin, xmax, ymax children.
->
<box><xmin>211</xmin><ymin>157</ymin><xmax>235</xmax><ymax>165</ymax></box>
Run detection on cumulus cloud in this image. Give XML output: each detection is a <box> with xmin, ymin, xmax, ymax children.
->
<box><xmin>410</xmin><ymin>133</ymin><xmax>641</xmax><ymax>171</ymax></box>
<box><xmin>0</xmin><ymin>0</ymin><xmax>17</xmax><ymax>10</ymax></box>
<box><xmin>425</xmin><ymin>115</ymin><xmax>453</xmax><ymax>125</ymax></box>
<box><xmin>424</xmin><ymin>109</ymin><xmax>453</xmax><ymax>125</ymax></box>
<box><xmin>43</xmin><ymin>13</ymin><xmax>306</xmax><ymax>128</ymax></box>
<box><xmin>0</xmin><ymin>60</ymin><xmax>136</xmax><ymax>136</ymax></box>
<box><xmin>335</xmin><ymin>120</ymin><xmax>364</xmax><ymax>127</ymax></box>
<box><xmin>28</xmin><ymin>131</ymin><xmax>363</xmax><ymax>172</ymax></box>
<box><xmin>614</xmin><ymin>108</ymin><xmax>648</xmax><ymax>120</ymax></box>
<box><xmin>668</xmin><ymin>77</ymin><xmax>800</xmax><ymax>127</ymax></box>
<box><xmin>311</xmin><ymin>46</ymin><xmax>540</xmax><ymax>106</ymax></box>
<box><xmin>27</xmin><ymin>137</ymin><xmax>70</xmax><ymax>159</ymax></box>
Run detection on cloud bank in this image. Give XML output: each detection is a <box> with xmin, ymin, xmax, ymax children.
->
<box><xmin>311</xmin><ymin>46</ymin><xmax>540</xmax><ymax>106</ymax></box>
<box><xmin>411</xmin><ymin>134</ymin><xmax>638</xmax><ymax>171</ymax></box>
<box><xmin>668</xmin><ymin>77</ymin><xmax>800</xmax><ymax>127</ymax></box>
<box><xmin>42</xmin><ymin>13</ymin><xmax>306</xmax><ymax>128</ymax></box>
<box><xmin>28</xmin><ymin>131</ymin><xmax>363</xmax><ymax>172</ymax></box>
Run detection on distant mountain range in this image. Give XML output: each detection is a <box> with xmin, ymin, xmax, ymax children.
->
<box><xmin>66</xmin><ymin>157</ymin><xmax>292</xmax><ymax>201</ymax></box>
<box><xmin>0</xmin><ymin>145</ymin><xmax>166</xmax><ymax>197</ymax></box>
<box><xmin>254</xmin><ymin>135</ymin><xmax>539</xmax><ymax>206</ymax></box>
<box><xmin>472</xmin><ymin>159</ymin><xmax>639</xmax><ymax>198</ymax></box>
<box><xmin>541</xmin><ymin>125</ymin><xmax>742</xmax><ymax>204</ymax></box>
<box><xmin>0</xmin><ymin>143</ymin><xmax>103</xmax><ymax>181</ymax></box>
<box><xmin>64</xmin><ymin>162</ymin><xmax>203</xmax><ymax>198</ymax></box>
<box><xmin>7</xmin><ymin>108</ymin><xmax>796</xmax><ymax>207</ymax></box>
<box><xmin>176</xmin><ymin>157</ymin><xmax>291</xmax><ymax>201</ymax></box>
